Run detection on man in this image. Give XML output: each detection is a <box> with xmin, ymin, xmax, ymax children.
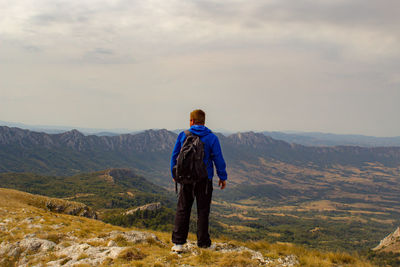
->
<box><xmin>170</xmin><ymin>109</ymin><xmax>227</xmax><ymax>252</ymax></box>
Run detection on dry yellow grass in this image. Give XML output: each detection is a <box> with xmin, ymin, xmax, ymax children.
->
<box><xmin>247</xmin><ymin>241</ymin><xmax>374</xmax><ymax>267</ymax></box>
<box><xmin>0</xmin><ymin>188</ymin><xmax>376</xmax><ymax>266</ymax></box>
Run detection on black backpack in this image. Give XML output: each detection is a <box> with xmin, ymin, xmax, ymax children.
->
<box><xmin>173</xmin><ymin>130</ymin><xmax>208</xmax><ymax>192</ymax></box>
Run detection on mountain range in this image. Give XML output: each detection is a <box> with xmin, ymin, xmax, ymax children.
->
<box><xmin>2</xmin><ymin>125</ymin><xmax>400</xmax><ymax>256</ymax></box>
<box><xmin>2</xmin><ymin>125</ymin><xmax>400</xmax><ymax>190</ymax></box>
<box><xmin>2</xmin><ymin>126</ymin><xmax>400</xmax><ymax>220</ymax></box>
<box><xmin>2</xmin><ymin>119</ymin><xmax>400</xmax><ymax>146</ymax></box>
<box><xmin>0</xmin><ymin>126</ymin><xmax>175</xmax><ymax>184</ymax></box>
<box><xmin>262</xmin><ymin>131</ymin><xmax>400</xmax><ymax>147</ymax></box>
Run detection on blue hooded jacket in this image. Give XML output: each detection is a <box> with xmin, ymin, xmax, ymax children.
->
<box><xmin>170</xmin><ymin>125</ymin><xmax>228</xmax><ymax>181</ymax></box>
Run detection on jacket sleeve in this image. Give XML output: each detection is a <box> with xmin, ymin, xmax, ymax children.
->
<box><xmin>170</xmin><ymin>132</ymin><xmax>184</xmax><ymax>178</ymax></box>
<box><xmin>211</xmin><ymin>136</ymin><xmax>228</xmax><ymax>181</ymax></box>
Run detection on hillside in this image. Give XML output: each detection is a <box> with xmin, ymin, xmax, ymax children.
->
<box><xmin>2</xmin><ymin>126</ymin><xmax>400</xmax><ymax>187</ymax></box>
<box><xmin>0</xmin><ymin>169</ymin><xmax>172</xmax><ymax>209</ymax></box>
<box><xmin>369</xmin><ymin>226</ymin><xmax>400</xmax><ymax>266</ymax></box>
<box><xmin>0</xmin><ymin>126</ymin><xmax>176</xmax><ymax>184</ymax></box>
<box><xmin>0</xmin><ymin>169</ymin><xmax>176</xmax><ymax>232</ymax></box>
<box><xmin>374</xmin><ymin>227</ymin><xmax>400</xmax><ymax>253</ymax></box>
<box><xmin>1</xmin><ymin>171</ymin><xmax>398</xmax><ymax>256</ymax></box>
<box><xmin>2</xmin><ymin>127</ymin><xmax>400</xmax><ymax>251</ymax></box>
<box><xmin>0</xmin><ymin>188</ymin><xmax>375</xmax><ymax>266</ymax></box>
<box><xmin>0</xmin><ymin>188</ymin><xmax>97</xmax><ymax>219</ymax></box>
<box><xmin>2</xmin><ymin>126</ymin><xmax>400</xmax><ymax>175</ymax></box>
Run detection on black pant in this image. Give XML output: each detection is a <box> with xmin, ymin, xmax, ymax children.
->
<box><xmin>172</xmin><ymin>179</ymin><xmax>213</xmax><ymax>247</ymax></box>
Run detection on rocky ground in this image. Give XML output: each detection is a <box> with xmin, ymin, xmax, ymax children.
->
<box><xmin>0</xmin><ymin>228</ymin><xmax>161</xmax><ymax>266</ymax></box>
<box><xmin>0</xmin><ymin>212</ymin><xmax>298</xmax><ymax>266</ymax></box>
<box><xmin>373</xmin><ymin>226</ymin><xmax>400</xmax><ymax>253</ymax></box>
<box><xmin>0</xmin><ymin>188</ymin><xmax>300</xmax><ymax>266</ymax></box>
<box><xmin>176</xmin><ymin>241</ymin><xmax>298</xmax><ymax>267</ymax></box>
<box><xmin>0</xmin><ymin>188</ymin><xmax>373</xmax><ymax>266</ymax></box>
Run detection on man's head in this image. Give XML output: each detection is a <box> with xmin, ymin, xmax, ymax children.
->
<box><xmin>190</xmin><ymin>109</ymin><xmax>206</xmax><ymax>126</ymax></box>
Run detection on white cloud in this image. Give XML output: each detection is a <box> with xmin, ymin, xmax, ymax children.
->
<box><xmin>0</xmin><ymin>0</ymin><xmax>399</xmax><ymax>136</ymax></box>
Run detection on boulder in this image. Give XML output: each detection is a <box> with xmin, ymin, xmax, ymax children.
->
<box><xmin>19</xmin><ymin>238</ymin><xmax>56</xmax><ymax>252</ymax></box>
<box><xmin>373</xmin><ymin>226</ymin><xmax>400</xmax><ymax>251</ymax></box>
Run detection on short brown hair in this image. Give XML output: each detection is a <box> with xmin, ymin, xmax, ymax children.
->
<box><xmin>190</xmin><ymin>109</ymin><xmax>206</xmax><ymax>125</ymax></box>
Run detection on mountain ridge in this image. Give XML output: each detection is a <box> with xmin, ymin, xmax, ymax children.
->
<box><xmin>262</xmin><ymin>131</ymin><xmax>400</xmax><ymax>147</ymax></box>
<box><xmin>0</xmin><ymin>126</ymin><xmax>176</xmax><ymax>152</ymax></box>
<box><xmin>2</xmin><ymin>125</ymin><xmax>400</xmax><ymax>180</ymax></box>
<box><xmin>3</xmin><ymin>119</ymin><xmax>400</xmax><ymax>147</ymax></box>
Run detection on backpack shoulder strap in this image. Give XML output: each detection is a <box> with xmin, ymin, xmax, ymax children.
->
<box><xmin>184</xmin><ymin>130</ymin><xmax>192</xmax><ymax>137</ymax></box>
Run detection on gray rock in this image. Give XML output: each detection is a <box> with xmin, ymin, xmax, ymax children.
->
<box><xmin>48</xmin><ymin>243</ymin><xmax>125</xmax><ymax>267</ymax></box>
<box><xmin>19</xmin><ymin>238</ymin><xmax>56</xmax><ymax>252</ymax></box>
<box><xmin>45</xmin><ymin>201</ymin><xmax>98</xmax><ymax>219</ymax></box>
<box><xmin>51</xmin><ymin>224</ymin><xmax>63</xmax><ymax>230</ymax></box>
<box><xmin>46</xmin><ymin>201</ymin><xmax>66</xmax><ymax>213</ymax></box>
<box><xmin>374</xmin><ymin>226</ymin><xmax>400</xmax><ymax>251</ymax></box>
<box><xmin>27</xmin><ymin>224</ymin><xmax>42</xmax><ymax>229</ymax></box>
<box><xmin>108</xmin><ymin>230</ymin><xmax>162</xmax><ymax>244</ymax></box>
<box><xmin>179</xmin><ymin>241</ymin><xmax>299</xmax><ymax>266</ymax></box>
<box><xmin>24</xmin><ymin>233</ymin><xmax>36</xmax><ymax>238</ymax></box>
<box><xmin>125</xmin><ymin>202</ymin><xmax>161</xmax><ymax>215</ymax></box>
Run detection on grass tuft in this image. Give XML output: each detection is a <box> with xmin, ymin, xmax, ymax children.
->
<box><xmin>328</xmin><ymin>251</ymin><xmax>356</xmax><ymax>264</ymax></box>
<box><xmin>60</xmin><ymin>257</ymin><xmax>72</xmax><ymax>265</ymax></box>
<box><xmin>77</xmin><ymin>253</ymin><xmax>89</xmax><ymax>260</ymax></box>
<box><xmin>40</xmin><ymin>233</ymin><xmax>64</xmax><ymax>244</ymax></box>
<box><xmin>146</xmin><ymin>236</ymin><xmax>163</xmax><ymax>247</ymax></box>
<box><xmin>196</xmin><ymin>249</ymin><xmax>216</xmax><ymax>265</ymax></box>
<box><xmin>102</xmin><ymin>257</ymin><xmax>114</xmax><ymax>265</ymax></box>
<box><xmin>118</xmin><ymin>247</ymin><xmax>147</xmax><ymax>261</ymax></box>
<box><xmin>113</xmin><ymin>234</ymin><xmax>131</xmax><ymax>247</ymax></box>
<box><xmin>218</xmin><ymin>251</ymin><xmax>260</xmax><ymax>267</ymax></box>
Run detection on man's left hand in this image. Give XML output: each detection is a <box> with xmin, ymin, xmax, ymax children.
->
<box><xmin>218</xmin><ymin>179</ymin><xmax>226</xmax><ymax>190</ymax></box>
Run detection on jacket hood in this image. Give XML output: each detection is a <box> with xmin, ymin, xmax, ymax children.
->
<box><xmin>189</xmin><ymin>125</ymin><xmax>212</xmax><ymax>137</ymax></box>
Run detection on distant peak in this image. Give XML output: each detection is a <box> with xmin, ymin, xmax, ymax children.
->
<box><xmin>227</xmin><ymin>131</ymin><xmax>285</xmax><ymax>147</ymax></box>
<box><xmin>70</xmin><ymin>129</ymin><xmax>84</xmax><ymax>134</ymax></box>
<box><xmin>143</xmin><ymin>129</ymin><xmax>172</xmax><ymax>134</ymax></box>
<box><xmin>61</xmin><ymin>129</ymin><xmax>85</xmax><ymax>137</ymax></box>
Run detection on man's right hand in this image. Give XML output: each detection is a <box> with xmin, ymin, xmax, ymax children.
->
<box><xmin>218</xmin><ymin>179</ymin><xmax>226</xmax><ymax>190</ymax></box>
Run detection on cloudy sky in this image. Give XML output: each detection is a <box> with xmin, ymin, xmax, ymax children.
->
<box><xmin>1</xmin><ymin>0</ymin><xmax>399</xmax><ymax>136</ymax></box>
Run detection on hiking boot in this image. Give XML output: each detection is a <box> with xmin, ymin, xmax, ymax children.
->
<box><xmin>198</xmin><ymin>243</ymin><xmax>216</xmax><ymax>250</ymax></box>
<box><xmin>208</xmin><ymin>243</ymin><xmax>216</xmax><ymax>250</ymax></box>
<box><xmin>171</xmin><ymin>244</ymin><xmax>184</xmax><ymax>253</ymax></box>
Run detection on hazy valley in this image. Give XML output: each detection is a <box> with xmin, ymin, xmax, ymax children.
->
<box><xmin>1</xmin><ymin>125</ymin><xmax>400</xmax><ymax>266</ymax></box>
